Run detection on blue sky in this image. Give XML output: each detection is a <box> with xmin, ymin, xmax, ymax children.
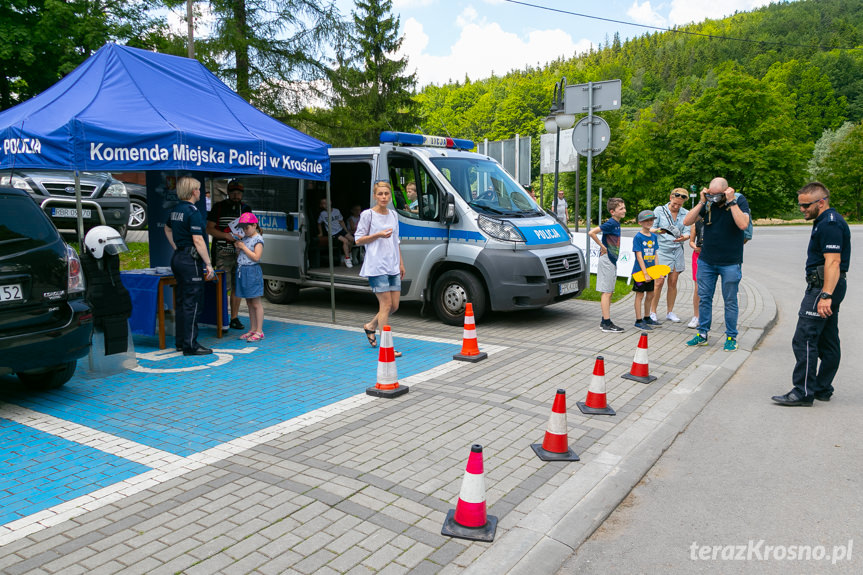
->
<box><xmin>168</xmin><ymin>1</ymin><xmax>791</xmax><ymax>88</ymax></box>
<box><xmin>334</xmin><ymin>0</ymin><xmax>791</xmax><ymax>86</ymax></box>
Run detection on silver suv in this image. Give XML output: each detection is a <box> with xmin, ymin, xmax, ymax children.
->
<box><xmin>0</xmin><ymin>169</ymin><xmax>131</xmax><ymax>239</ymax></box>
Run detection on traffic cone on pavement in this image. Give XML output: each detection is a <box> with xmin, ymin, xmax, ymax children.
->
<box><xmin>622</xmin><ymin>332</ymin><xmax>657</xmax><ymax>383</ymax></box>
<box><xmin>441</xmin><ymin>444</ymin><xmax>498</xmax><ymax>542</ymax></box>
<box><xmin>531</xmin><ymin>389</ymin><xmax>580</xmax><ymax>461</ymax></box>
<box><xmin>453</xmin><ymin>303</ymin><xmax>488</xmax><ymax>362</ymax></box>
<box><xmin>578</xmin><ymin>356</ymin><xmax>616</xmax><ymax>415</ymax></box>
<box><xmin>366</xmin><ymin>326</ymin><xmax>409</xmax><ymax>398</ymax></box>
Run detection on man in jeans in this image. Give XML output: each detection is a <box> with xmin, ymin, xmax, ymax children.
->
<box><xmin>682</xmin><ymin>177</ymin><xmax>751</xmax><ymax>351</ymax></box>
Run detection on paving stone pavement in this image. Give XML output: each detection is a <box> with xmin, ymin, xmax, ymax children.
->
<box><xmin>0</xmin><ymin>275</ymin><xmax>775</xmax><ymax>575</ymax></box>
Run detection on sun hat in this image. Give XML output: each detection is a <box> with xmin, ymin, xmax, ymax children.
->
<box><xmin>637</xmin><ymin>209</ymin><xmax>656</xmax><ymax>222</ymax></box>
<box><xmin>238</xmin><ymin>212</ymin><xmax>258</xmax><ymax>225</ymax></box>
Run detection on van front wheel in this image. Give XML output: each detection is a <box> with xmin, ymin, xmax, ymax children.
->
<box><xmin>264</xmin><ymin>280</ymin><xmax>299</xmax><ymax>304</ymax></box>
<box><xmin>432</xmin><ymin>270</ymin><xmax>486</xmax><ymax>326</ymax></box>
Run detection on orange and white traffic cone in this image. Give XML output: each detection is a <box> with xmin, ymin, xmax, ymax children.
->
<box><xmin>622</xmin><ymin>332</ymin><xmax>657</xmax><ymax>384</ymax></box>
<box><xmin>441</xmin><ymin>444</ymin><xmax>498</xmax><ymax>542</ymax></box>
<box><xmin>453</xmin><ymin>303</ymin><xmax>488</xmax><ymax>362</ymax></box>
<box><xmin>366</xmin><ymin>326</ymin><xmax>409</xmax><ymax>398</ymax></box>
<box><xmin>531</xmin><ymin>389</ymin><xmax>580</xmax><ymax>461</ymax></box>
<box><xmin>578</xmin><ymin>356</ymin><xmax>617</xmax><ymax>415</ymax></box>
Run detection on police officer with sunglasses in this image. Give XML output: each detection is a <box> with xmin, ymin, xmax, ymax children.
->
<box><xmin>772</xmin><ymin>182</ymin><xmax>851</xmax><ymax>406</ymax></box>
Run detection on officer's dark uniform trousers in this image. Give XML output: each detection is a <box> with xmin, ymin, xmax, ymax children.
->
<box><xmin>791</xmin><ymin>277</ymin><xmax>846</xmax><ymax>399</ymax></box>
<box><xmin>171</xmin><ymin>249</ymin><xmax>205</xmax><ymax>351</ymax></box>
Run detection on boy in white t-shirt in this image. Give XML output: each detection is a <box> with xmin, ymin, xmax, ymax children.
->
<box><xmin>318</xmin><ymin>198</ymin><xmax>355</xmax><ymax>268</ymax></box>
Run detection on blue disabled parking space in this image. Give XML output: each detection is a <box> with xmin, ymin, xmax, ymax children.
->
<box><xmin>1</xmin><ymin>319</ymin><xmax>454</xmax><ymax>458</ymax></box>
<box><xmin>0</xmin><ymin>418</ymin><xmax>151</xmax><ymax>526</ymax></box>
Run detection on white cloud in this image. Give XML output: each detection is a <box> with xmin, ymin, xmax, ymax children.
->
<box><xmin>399</xmin><ymin>12</ymin><xmax>592</xmax><ymax>86</ymax></box>
<box><xmin>668</xmin><ymin>0</ymin><xmax>775</xmax><ymax>26</ymax></box>
<box><xmin>627</xmin><ymin>1</ymin><xmax>667</xmax><ymax>28</ymax></box>
<box><xmin>393</xmin><ymin>0</ymin><xmax>435</xmax><ymax>9</ymax></box>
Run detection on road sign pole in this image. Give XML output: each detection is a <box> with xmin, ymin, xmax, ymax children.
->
<box><xmin>585</xmin><ymin>82</ymin><xmax>593</xmax><ymax>276</ymax></box>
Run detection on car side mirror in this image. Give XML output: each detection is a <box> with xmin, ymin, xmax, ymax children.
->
<box><xmin>443</xmin><ymin>194</ymin><xmax>456</xmax><ymax>225</ymax></box>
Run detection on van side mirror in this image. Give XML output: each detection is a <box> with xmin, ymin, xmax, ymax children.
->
<box><xmin>443</xmin><ymin>194</ymin><xmax>456</xmax><ymax>225</ymax></box>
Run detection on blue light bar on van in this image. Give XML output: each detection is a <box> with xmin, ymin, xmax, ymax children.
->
<box><xmin>380</xmin><ymin>131</ymin><xmax>474</xmax><ymax>150</ymax></box>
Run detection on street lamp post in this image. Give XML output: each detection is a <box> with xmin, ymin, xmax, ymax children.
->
<box><xmin>544</xmin><ymin>78</ymin><xmax>575</xmax><ymax>225</ymax></box>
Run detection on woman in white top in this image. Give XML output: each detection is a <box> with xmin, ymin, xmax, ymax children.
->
<box><xmin>355</xmin><ymin>181</ymin><xmax>406</xmax><ymax>354</ymax></box>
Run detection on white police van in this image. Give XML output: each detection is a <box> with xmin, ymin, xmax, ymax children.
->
<box><xmin>250</xmin><ymin>132</ymin><xmax>585</xmax><ymax>325</ymax></box>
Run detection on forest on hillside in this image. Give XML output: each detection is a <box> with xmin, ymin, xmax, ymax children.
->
<box><xmin>414</xmin><ymin>0</ymin><xmax>863</xmax><ymax>220</ymax></box>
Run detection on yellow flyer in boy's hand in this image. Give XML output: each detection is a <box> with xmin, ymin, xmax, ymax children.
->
<box><xmin>632</xmin><ymin>264</ymin><xmax>671</xmax><ymax>283</ymax></box>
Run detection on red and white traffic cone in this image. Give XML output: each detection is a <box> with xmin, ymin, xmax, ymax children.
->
<box><xmin>366</xmin><ymin>326</ymin><xmax>409</xmax><ymax>398</ymax></box>
<box><xmin>578</xmin><ymin>356</ymin><xmax>616</xmax><ymax>415</ymax></box>
<box><xmin>622</xmin><ymin>332</ymin><xmax>657</xmax><ymax>384</ymax></box>
<box><xmin>441</xmin><ymin>444</ymin><xmax>498</xmax><ymax>542</ymax></box>
<box><xmin>531</xmin><ymin>389</ymin><xmax>580</xmax><ymax>461</ymax></box>
<box><xmin>453</xmin><ymin>303</ymin><xmax>488</xmax><ymax>362</ymax></box>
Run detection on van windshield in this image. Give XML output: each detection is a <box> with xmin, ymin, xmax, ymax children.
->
<box><xmin>429</xmin><ymin>157</ymin><xmax>541</xmax><ymax>217</ymax></box>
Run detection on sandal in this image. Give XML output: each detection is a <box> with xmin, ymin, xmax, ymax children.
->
<box><xmin>363</xmin><ymin>327</ymin><xmax>377</xmax><ymax>348</ymax></box>
<box><xmin>247</xmin><ymin>332</ymin><xmax>265</xmax><ymax>342</ymax></box>
<box><xmin>394</xmin><ymin>350</ymin><xmax>402</xmax><ymax>358</ymax></box>
<box><xmin>239</xmin><ymin>332</ymin><xmax>254</xmax><ymax>340</ymax></box>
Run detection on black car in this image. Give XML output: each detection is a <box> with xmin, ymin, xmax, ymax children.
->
<box><xmin>0</xmin><ymin>188</ymin><xmax>93</xmax><ymax>388</ymax></box>
<box><xmin>0</xmin><ymin>169</ymin><xmax>130</xmax><ymax>239</ymax></box>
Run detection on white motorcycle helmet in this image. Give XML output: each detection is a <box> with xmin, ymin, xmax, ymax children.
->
<box><xmin>84</xmin><ymin>226</ymin><xmax>129</xmax><ymax>259</ymax></box>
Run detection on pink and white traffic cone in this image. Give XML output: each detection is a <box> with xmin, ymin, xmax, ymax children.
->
<box><xmin>441</xmin><ymin>444</ymin><xmax>498</xmax><ymax>542</ymax></box>
<box><xmin>531</xmin><ymin>389</ymin><xmax>580</xmax><ymax>460</ymax></box>
<box><xmin>578</xmin><ymin>356</ymin><xmax>617</xmax><ymax>415</ymax></box>
<box><xmin>622</xmin><ymin>332</ymin><xmax>657</xmax><ymax>383</ymax></box>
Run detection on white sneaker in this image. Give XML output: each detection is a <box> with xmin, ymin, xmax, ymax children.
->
<box><xmin>666</xmin><ymin>312</ymin><xmax>681</xmax><ymax>323</ymax></box>
<box><xmin>344</xmin><ymin>258</ymin><xmax>354</xmax><ymax>268</ymax></box>
<box><xmin>687</xmin><ymin>316</ymin><xmax>699</xmax><ymax>329</ymax></box>
<box><xmin>649</xmin><ymin>312</ymin><xmax>658</xmax><ymax>322</ymax></box>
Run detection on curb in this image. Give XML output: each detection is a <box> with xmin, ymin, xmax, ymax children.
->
<box><xmin>465</xmin><ymin>275</ymin><xmax>777</xmax><ymax>574</ymax></box>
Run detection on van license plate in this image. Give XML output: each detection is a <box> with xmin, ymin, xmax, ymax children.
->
<box><xmin>559</xmin><ymin>281</ymin><xmax>579</xmax><ymax>295</ymax></box>
<box><xmin>52</xmin><ymin>207</ymin><xmax>92</xmax><ymax>218</ymax></box>
<box><xmin>0</xmin><ymin>284</ymin><xmax>23</xmax><ymax>302</ymax></box>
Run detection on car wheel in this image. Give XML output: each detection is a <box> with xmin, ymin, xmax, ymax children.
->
<box><xmin>128</xmin><ymin>198</ymin><xmax>147</xmax><ymax>230</ymax></box>
<box><xmin>264</xmin><ymin>280</ymin><xmax>299</xmax><ymax>304</ymax></box>
<box><xmin>17</xmin><ymin>361</ymin><xmax>77</xmax><ymax>389</ymax></box>
<box><xmin>432</xmin><ymin>269</ymin><xmax>487</xmax><ymax>326</ymax></box>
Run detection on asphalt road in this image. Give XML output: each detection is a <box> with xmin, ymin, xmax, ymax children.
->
<box><xmin>559</xmin><ymin>224</ymin><xmax>863</xmax><ymax>574</ymax></box>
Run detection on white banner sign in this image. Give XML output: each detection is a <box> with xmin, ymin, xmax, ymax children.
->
<box><xmin>571</xmin><ymin>233</ymin><xmax>635</xmax><ymax>279</ymax></box>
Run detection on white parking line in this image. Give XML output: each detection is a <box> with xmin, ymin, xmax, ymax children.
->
<box><xmin>0</xmin><ymin>323</ymin><xmax>508</xmax><ymax>545</ymax></box>
<box><xmin>0</xmin><ymin>404</ymin><xmax>183</xmax><ymax>468</ymax></box>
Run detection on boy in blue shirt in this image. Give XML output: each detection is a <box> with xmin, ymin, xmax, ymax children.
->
<box><xmin>632</xmin><ymin>210</ymin><xmax>660</xmax><ymax>331</ymax></box>
<box><xmin>588</xmin><ymin>197</ymin><xmax>626</xmax><ymax>333</ymax></box>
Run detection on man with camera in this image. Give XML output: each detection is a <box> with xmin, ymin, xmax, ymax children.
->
<box><xmin>772</xmin><ymin>182</ymin><xmax>851</xmax><ymax>406</ymax></box>
<box><xmin>682</xmin><ymin>177</ymin><xmax>751</xmax><ymax>352</ymax></box>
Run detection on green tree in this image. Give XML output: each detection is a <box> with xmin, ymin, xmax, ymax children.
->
<box><xmin>179</xmin><ymin>0</ymin><xmax>345</xmax><ymax>114</ymax></box>
<box><xmin>666</xmin><ymin>65</ymin><xmax>809</xmax><ymax>217</ymax></box>
<box><xmin>1</xmin><ymin>0</ymin><xmax>166</xmax><ymax>110</ymax></box>
<box><xmin>808</xmin><ymin>121</ymin><xmax>855</xmax><ymax>180</ymax></box>
<box><xmin>815</xmin><ymin>122</ymin><xmax>863</xmax><ymax>220</ymax></box>
<box><xmin>304</xmin><ymin>0</ymin><xmax>415</xmax><ymax>146</ymax></box>
<box><xmin>762</xmin><ymin>60</ymin><xmax>845</xmax><ymax>141</ymax></box>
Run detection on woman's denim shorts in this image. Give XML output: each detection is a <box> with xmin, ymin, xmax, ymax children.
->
<box><xmin>368</xmin><ymin>274</ymin><xmax>401</xmax><ymax>293</ymax></box>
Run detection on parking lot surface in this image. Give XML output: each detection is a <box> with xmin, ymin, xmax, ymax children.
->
<box><xmin>0</xmin><ymin>280</ymin><xmax>774</xmax><ymax>574</ymax></box>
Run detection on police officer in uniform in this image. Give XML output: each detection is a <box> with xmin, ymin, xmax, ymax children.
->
<box><xmin>773</xmin><ymin>182</ymin><xmax>851</xmax><ymax>406</ymax></box>
<box><xmin>165</xmin><ymin>177</ymin><xmax>216</xmax><ymax>356</ymax></box>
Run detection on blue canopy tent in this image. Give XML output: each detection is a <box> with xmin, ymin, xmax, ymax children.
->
<box><xmin>0</xmin><ymin>43</ymin><xmax>330</xmax><ymax>179</ymax></box>
<box><xmin>0</xmin><ymin>43</ymin><xmax>341</xmax><ymax>323</ymax></box>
